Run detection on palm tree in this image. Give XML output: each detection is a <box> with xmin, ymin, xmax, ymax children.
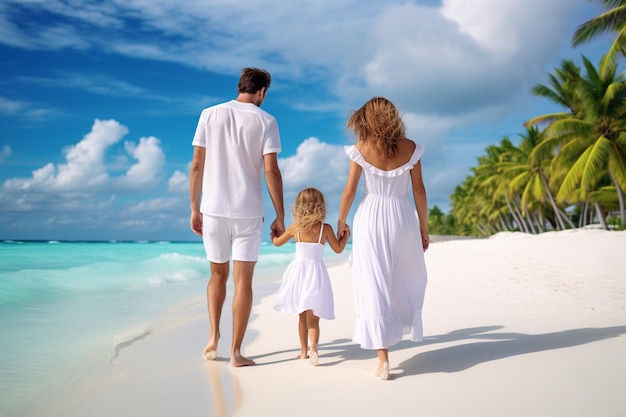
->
<box><xmin>474</xmin><ymin>139</ymin><xmax>531</xmax><ymax>233</ymax></box>
<box><xmin>531</xmin><ymin>55</ymin><xmax>626</xmax><ymax>225</ymax></box>
<box><xmin>501</xmin><ymin>127</ymin><xmax>575</xmax><ymax>230</ymax></box>
<box><xmin>529</xmin><ymin>59</ymin><xmax>583</xmax><ymax>125</ymax></box>
<box><xmin>428</xmin><ymin>205</ymin><xmax>447</xmax><ymax>234</ymax></box>
<box><xmin>450</xmin><ymin>175</ymin><xmax>493</xmax><ymax>236</ymax></box>
<box><xmin>572</xmin><ymin>0</ymin><xmax>626</xmax><ymax>74</ymax></box>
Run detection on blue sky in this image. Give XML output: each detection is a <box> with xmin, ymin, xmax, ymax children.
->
<box><xmin>0</xmin><ymin>0</ymin><xmax>615</xmax><ymax>241</ymax></box>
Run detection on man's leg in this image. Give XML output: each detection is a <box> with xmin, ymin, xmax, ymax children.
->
<box><xmin>203</xmin><ymin>261</ymin><xmax>229</xmax><ymax>359</ymax></box>
<box><xmin>230</xmin><ymin>260</ymin><xmax>256</xmax><ymax>367</ymax></box>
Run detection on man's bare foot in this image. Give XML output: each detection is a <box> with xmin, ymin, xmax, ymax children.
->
<box><xmin>230</xmin><ymin>354</ymin><xmax>255</xmax><ymax>367</ymax></box>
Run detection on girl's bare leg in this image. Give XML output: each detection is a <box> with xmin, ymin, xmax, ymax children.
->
<box><xmin>375</xmin><ymin>349</ymin><xmax>389</xmax><ymax>380</ymax></box>
<box><xmin>297</xmin><ymin>312</ymin><xmax>308</xmax><ymax>359</ymax></box>
<box><xmin>306</xmin><ymin>310</ymin><xmax>320</xmax><ymax>366</ymax></box>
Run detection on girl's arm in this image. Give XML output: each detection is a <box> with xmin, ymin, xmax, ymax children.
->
<box><xmin>323</xmin><ymin>223</ymin><xmax>351</xmax><ymax>253</ymax></box>
<box><xmin>272</xmin><ymin>224</ymin><xmax>295</xmax><ymax>247</ymax></box>
<box><xmin>410</xmin><ymin>160</ymin><xmax>429</xmax><ymax>251</ymax></box>
<box><xmin>337</xmin><ymin>160</ymin><xmax>362</xmax><ymax>239</ymax></box>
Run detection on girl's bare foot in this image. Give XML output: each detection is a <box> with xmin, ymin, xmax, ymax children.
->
<box><xmin>309</xmin><ymin>351</ymin><xmax>319</xmax><ymax>366</ymax></box>
<box><xmin>202</xmin><ymin>349</ymin><xmax>217</xmax><ymax>360</ymax></box>
<box><xmin>374</xmin><ymin>362</ymin><xmax>389</xmax><ymax>380</ymax></box>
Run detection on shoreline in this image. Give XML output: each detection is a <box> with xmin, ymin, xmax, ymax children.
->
<box><xmin>56</xmin><ymin>230</ymin><xmax>625</xmax><ymax>417</ymax></box>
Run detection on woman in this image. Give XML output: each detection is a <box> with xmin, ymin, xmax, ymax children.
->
<box><xmin>337</xmin><ymin>97</ymin><xmax>429</xmax><ymax>380</ymax></box>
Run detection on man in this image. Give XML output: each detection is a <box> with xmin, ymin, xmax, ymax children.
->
<box><xmin>189</xmin><ymin>68</ymin><xmax>285</xmax><ymax>367</ymax></box>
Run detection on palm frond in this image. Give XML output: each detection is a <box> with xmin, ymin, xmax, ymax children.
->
<box><xmin>557</xmin><ymin>146</ymin><xmax>593</xmax><ymax>201</ymax></box>
<box><xmin>607</xmin><ymin>146</ymin><xmax>626</xmax><ymax>190</ymax></box>
<box><xmin>525</xmin><ymin>112</ymin><xmax>570</xmax><ymax>129</ymax></box>
<box><xmin>581</xmin><ymin>136</ymin><xmax>612</xmax><ymax>190</ymax></box>
<box><xmin>599</xmin><ymin>27</ymin><xmax>626</xmax><ymax>75</ymax></box>
<box><xmin>572</xmin><ymin>4</ymin><xmax>626</xmax><ymax>46</ymax></box>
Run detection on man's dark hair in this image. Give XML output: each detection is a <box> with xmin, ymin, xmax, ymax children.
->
<box><xmin>238</xmin><ymin>68</ymin><xmax>271</xmax><ymax>94</ymax></box>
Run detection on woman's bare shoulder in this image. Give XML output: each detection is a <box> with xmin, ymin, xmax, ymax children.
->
<box><xmin>400</xmin><ymin>137</ymin><xmax>416</xmax><ymax>149</ymax></box>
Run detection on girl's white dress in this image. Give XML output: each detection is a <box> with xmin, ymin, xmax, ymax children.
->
<box><xmin>274</xmin><ymin>225</ymin><xmax>335</xmax><ymax>320</ymax></box>
<box><xmin>346</xmin><ymin>144</ymin><xmax>428</xmax><ymax>350</ymax></box>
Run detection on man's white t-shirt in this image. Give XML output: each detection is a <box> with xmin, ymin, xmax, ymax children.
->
<box><xmin>192</xmin><ymin>100</ymin><xmax>282</xmax><ymax>218</ymax></box>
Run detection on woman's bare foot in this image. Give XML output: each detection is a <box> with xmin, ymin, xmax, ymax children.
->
<box><xmin>231</xmin><ymin>353</ymin><xmax>255</xmax><ymax>367</ymax></box>
<box><xmin>309</xmin><ymin>351</ymin><xmax>319</xmax><ymax>366</ymax></box>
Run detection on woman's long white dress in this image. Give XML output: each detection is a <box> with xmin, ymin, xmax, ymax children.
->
<box><xmin>346</xmin><ymin>144</ymin><xmax>428</xmax><ymax>349</ymax></box>
<box><xmin>274</xmin><ymin>225</ymin><xmax>335</xmax><ymax>320</ymax></box>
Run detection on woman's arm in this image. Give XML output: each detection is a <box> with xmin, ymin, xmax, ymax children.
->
<box><xmin>337</xmin><ymin>160</ymin><xmax>362</xmax><ymax>239</ymax></box>
<box><xmin>410</xmin><ymin>160</ymin><xmax>429</xmax><ymax>251</ymax></box>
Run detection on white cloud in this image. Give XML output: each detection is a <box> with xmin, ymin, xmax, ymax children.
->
<box><xmin>118</xmin><ymin>136</ymin><xmax>165</xmax><ymax>190</ymax></box>
<box><xmin>167</xmin><ymin>170</ymin><xmax>187</xmax><ymax>194</ymax></box>
<box><xmin>0</xmin><ymin>145</ymin><xmax>11</xmax><ymax>163</ymax></box>
<box><xmin>279</xmin><ymin>137</ymin><xmax>349</xmax><ymax>191</ymax></box>
<box><xmin>0</xmin><ymin>118</ymin><xmax>178</xmax><ymax>239</ymax></box>
<box><xmin>0</xmin><ymin>0</ymin><xmax>606</xmax><ymax>237</ymax></box>
<box><xmin>0</xmin><ymin>0</ymin><xmax>593</xmax><ymax>116</ymax></box>
<box><xmin>2</xmin><ymin>119</ymin><xmax>165</xmax><ymax>195</ymax></box>
<box><xmin>276</xmin><ymin>137</ymin><xmax>350</xmax><ymax>221</ymax></box>
<box><xmin>0</xmin><ymin>96</ymin><xmax>58</xmax><ymax>119</ymax></box>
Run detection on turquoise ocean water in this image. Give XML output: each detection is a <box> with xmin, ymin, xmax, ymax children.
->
<box><xmin>0</xmin><ymin>240</ymin><xmax>349</xmax><ymax>417</ymax></box>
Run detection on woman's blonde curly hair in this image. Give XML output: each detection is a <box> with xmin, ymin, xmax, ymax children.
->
<box><xmin>346</xmin><ymin>96</ymin><xmax>405</xmax><ymax>159</ymax></box>
<box><xmin>292</xmin><ymin>188</ymin><xmax>326</xmax><ymax>232</ymax></box>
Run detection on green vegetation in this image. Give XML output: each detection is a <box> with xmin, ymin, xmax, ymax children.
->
<box><xmin>441</xmin><ymin>0</ymin><xmax>626</xmax><ymax>236</ymax></box>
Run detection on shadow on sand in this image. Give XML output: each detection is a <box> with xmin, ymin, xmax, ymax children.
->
<box><xmin>314</xmin><ymin>325</ymin><xmax>626</xmax><ymax>378</ymax></box>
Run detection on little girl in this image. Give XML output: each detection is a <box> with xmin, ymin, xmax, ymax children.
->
<box><xmin>272</xmin><ymin>187</ymin><xmax>350</xmax><ymax>366</ymax></box>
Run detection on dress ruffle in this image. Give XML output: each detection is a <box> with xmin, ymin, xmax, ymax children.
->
<box><xmin>344</xmin><ymin>144</ymin><xmax>424</xmax><ymax>177</ymax></box>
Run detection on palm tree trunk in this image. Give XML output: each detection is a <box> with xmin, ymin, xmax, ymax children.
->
<box><xmin>499</xmin><ymin>214</ymin><xmax>509</xmax><ymax>231</ymax></box>
<box><xmin>532</xmin><ymin>211</ymin><xmax>544</xmax><ymax>232</ymax></box>
<box><xmin>594</xmin><ymin>201</ymin><xmax>608</xmax><ymax>229</ymax></box>
<box><xmin>506</xmin><ymin>194</ymin><xmax>529</xmax><ymax>233</ymax></box>
<box><xmin>525</xmin><ymin>209</ymin><xmax>537</xmax><ymax>234</ymax></box>
<box><xmin>537</xmin><ymin>210</ymin><xmax>546</xmax><ymax>232</ymax></box>
<box><xmin>579</xmin><ymin>202</ymin><xmax>587</xmax><ymax>228</ymax></box>
<box><xmin>609</xmin><ymin>170</ymin><xmax>626</xmax><ymax>225</ymax></box>
<box><xmin>476</xmin><ymin>223</ymin><xmax>490</xmax><ymax>236</ymax></box>
<box><xmin>514</xmin><ymin>197</ymin><xmax>531</xmax><ymax>233</ymax></box>
<box><xmin>539</xmin><ymin>171</ymin><xmax>574</xmax><ymax>229</ymax></box>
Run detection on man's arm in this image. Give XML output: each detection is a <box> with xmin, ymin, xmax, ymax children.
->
<box><xmin>263</xmin><ymin>152</ymin><xmax>285</xmax><ymax>238</ymax></box>
<box><xmin>189</xmin><ymin>146</ymin><xmax>205</xmax><ymax>236</ymax></box>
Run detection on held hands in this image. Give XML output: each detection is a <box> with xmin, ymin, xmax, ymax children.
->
<box><xmin>340</xmin><ymin>224</ymin><xmax>351</xmax><ymax>241</ymax></box>
<box><xmin>337</xmin><ymin>220</ymin><xmax>350</xmax><ymax>241</ymax></box>
<box><xmin>270</xmin><ymin>217</ymin><xmax>286</xmax><ymax>240</ymax></box>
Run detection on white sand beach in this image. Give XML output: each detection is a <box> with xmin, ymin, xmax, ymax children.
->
<box><xmin>61</xmin><ymin>229</ymin><xmax>625</xmax><ymax>417</ymax></box>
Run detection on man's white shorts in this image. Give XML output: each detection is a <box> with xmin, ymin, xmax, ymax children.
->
<box><xmin>202</xmin><ymin>214</ymin><xmax>263</xmax><ymax>263</ymax></box>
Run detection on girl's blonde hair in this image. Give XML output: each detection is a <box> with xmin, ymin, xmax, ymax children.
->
<box><xmin>292</xmin><ymin>188</ymin><xmax>326</xmax><ymax>232</ymax></box>
<box><xmin>346</xmin><ymin>96</ymin><xmax>405</xmax><ymax>159</ymax></box>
